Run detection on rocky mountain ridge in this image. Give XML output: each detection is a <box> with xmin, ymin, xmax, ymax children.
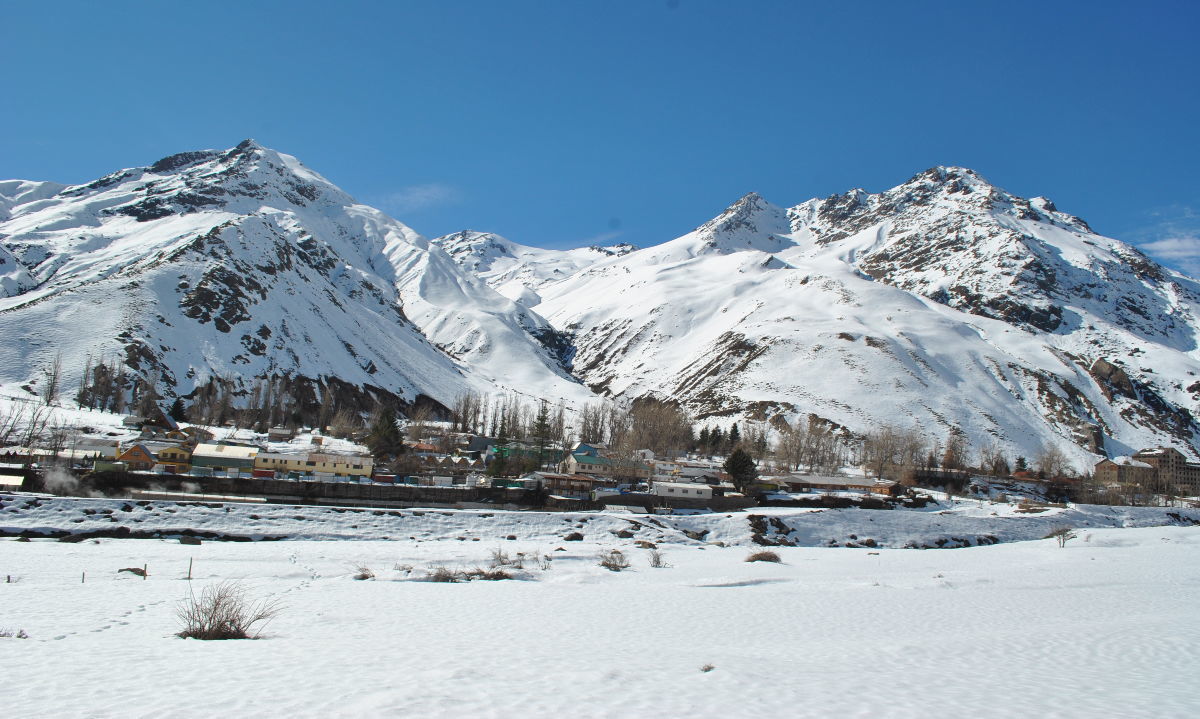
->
<box><xmin>3</xmin><ymin>144</ymin><xmax>1198</xmax><ymax>467</ymax></box>
<box><xmin>0</xmin><ymin>141</ymin><xmax>595</xmax><ymax>421</ymax></box>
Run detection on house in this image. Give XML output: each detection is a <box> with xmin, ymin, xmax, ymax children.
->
<box><xmin>254</xmin><ymin>451</ymin><xmax>374</xmax><ymax>479</ymax></box>
<box><xmin>116</xmin><ymin>444</ymin><xmax>157</xmax><ymax>472</ymax></box>
<box><xmin>154</xmin><ymin>445</ymin><xmax>192</xmax><ymax>474</ymax></box>
<box><xmin>74</xmin><ymin>439</ymin><xmax>120</xmax><ymax>460</ymax></box>
<box><xmin>267</xmin><ymin>426</ymin><xmax>295</xmax><ymax>442</ymax></box>
<box><xmin>560</xmin><ymin>452</ymin><xmax>652</xmax><ymax>480</ymax></box>
<box><xmin>783</xmin><ymin>474</ymin><xmax>900</xmax><ymax>496</ymax></box>
<box><xmin>191</xmin><ymin>443</ymin><xmax>259</xmax><ymax>474</ymax></box>
<box><xmin>649</xmin><ymin>481</ymin><xmax>713</xmax><ymax>500</ymax></box>
<box><xmin>524</xmin><ymin>471</ymin><xmax>615</xmax><ymax>499</ymax></box>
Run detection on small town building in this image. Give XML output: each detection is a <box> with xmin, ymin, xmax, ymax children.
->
<box><xmin>649</xmin><ymin>481</ymin><xmax>714</xmax><ymax>499</ymax></box>
<box><xmin>191</xmin><ymin>443</ymin><xmax>259</xmax><ymax>474</ymax></box>
<box><xmin>116</xmin><ymin>444</ymin><xmax>157</xmax><ymax>472</ymax></box>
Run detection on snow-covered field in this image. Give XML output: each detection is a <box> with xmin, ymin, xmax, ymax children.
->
<box><xmin>3</xmin><ymin>497</ymin><xmax>1199</xmax><ymax>717</ymax></box>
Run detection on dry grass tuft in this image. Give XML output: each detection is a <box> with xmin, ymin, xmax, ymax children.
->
<box><xmin>598</xmin><ymin>548</ymin><xmax>631</xmax><ymax>572</ymax></box>
<box><xmin>176</xmin><ymin>581</ymin><xmax>281</xmax><ymax>640</ymax></box>
<box><xmin>745</xmin><ymin>550</ymin><xmax>782</xmax><ymax>563</ymax></box>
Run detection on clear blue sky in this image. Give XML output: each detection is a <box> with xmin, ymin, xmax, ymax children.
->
<box><xmin>4</xmin><ymin>1</ymin><xmax>1198</xmax><ymax>269</ymax></box>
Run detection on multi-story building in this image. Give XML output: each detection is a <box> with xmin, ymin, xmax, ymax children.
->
<box><xmin>1094</xmin><ymin>447</ymin><xmax>1200</xmax><ymax>495</ymax></box>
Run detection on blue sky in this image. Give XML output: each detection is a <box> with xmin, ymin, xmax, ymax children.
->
<box><xmin>4</xmin><ymin>1</ymin><xmax>1199</xmax><ymax>269</ymax></box>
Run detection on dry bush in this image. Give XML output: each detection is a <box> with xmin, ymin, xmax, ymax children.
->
<box><xmin>0</xmin><ymin>628</ymin><xmax>29</xmax><ymax>639</ymax></box>
<box><xmin>489</xmin><ymin>547</ymin><xmax>512</xmax><ymax>568</ymax></box>
<box><xmin>745</xmin><ymin>550</ymin><xmax>782</xmax><ymax>563</ymax></box>
<box><xmin>426</xmin><ymin>566</ymin><xmax>464</xmax><ymax>583</ymax></box>
<box><xmin>465</xmin><ymin>567</ymin><xmax>513</xmax><ymax>581</ymax></box>
<box><xmin>647</xmin><ymin>548</ymin><xmax>670</xmax><ymax>568</ymax></box>
<box><xmin>598</xmin><ymin>549</ymin><xmax>631</xmax><ymax>572</ymax></box>
<box><xmin>176</xmin><ymin>581</ymin><xmax>281</xmax><ymax>640</ymax></box>
<box><xmin>351</xmin><ymin>563</ymin><xmax>375</xmax><ymax>580</ymax></box>
<box><xmin>700</xmin><ymin>663</ymin><xmax>715</xmax><ymax>673</ymax></box>
<box><xmin>393</xmin><ymin>563</ymin><xmax>414</xmax><ymax>573</ymax></box>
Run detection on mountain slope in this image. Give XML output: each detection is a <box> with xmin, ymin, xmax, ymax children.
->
<box><xmin>454</xmin><ymin>168</ymin><xmax>1200</xmax><ymax>465</ymax></box>
<box><xmin>0</xmin><ymin>141</ymin><xmax>595</xmax><ymax>415</ymax></box>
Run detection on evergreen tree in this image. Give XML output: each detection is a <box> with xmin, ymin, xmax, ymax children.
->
<box><xmin>710</xmin><ymin>427</ymin><xmax>724</xmax><ymax>454</ymax></box>
<box><xmin>728</xmin><ymin>423</ymin><xmax>741</xmax><ymax>449</ymax></box>
<box><xmin>1014</xmin><ymin>455</ymin><xmax>1028</xmax><ymax>472</ymax></box>
<box><xmin>531</xmin><ymin>400</ymin><xmax>551</xmax><ymax>469</ymax></box>
<box><xmin>723</xmin><ymin>447</ymin><xmax>758</xmax><ymax>495</ymax></box>
<box><xmin>698</xmin><ymin>426</ymin><xmax>710</xmax><ymax>452</ymax></box>
<box><xmin>168</xmin><ymin>397</ymin><xmax>187</xmax><ymax>422</ymax></box>
<box><xmin>367</xmin><ymin>407</ymin><xmax>404</xmax><ymax>459</ymax></box>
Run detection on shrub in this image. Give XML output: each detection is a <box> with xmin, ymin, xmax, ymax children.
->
<box><xmin>427</xmin><ymin>566</ymin><xmax>464</xmax><ymax>583</ymax></box>
<box><xmin>745</xmin><ymin>550</ymin><xmax>782</xmax><ymax>563</ymax></box>
<box><xmin>598</xmin><ymin>549</ymin><xmax>631</xmax><ymax>572</ymax></box>
<box><xmin>564</xmin><ymin>532</ymin><xmax>584</xmax><ymax>541</ymax></box>
<box><xmin>351</xmin><ymin>563</ymin><xmax>375</xmax><ymax>580</ymax></box>
<box><xmin>0</xmin><ymin>628</ymin><xmax>29</xmax><ymax>639</ymax></box>
<box><xmin>647</xmin><ymin>548</ymin><xmax>670</xmax><ymax>568</ymax></box>
<box><xmin>489</xmin><ymin>547</ymin><xmax>512</xmax><ymax>568</ymax></box>
<box><xmin>465</xmin><ymin>567</ymin><xmax>512</xmax><ymax>581</ymax></box>
<box><xmin>176</xmin><ymin>581</ymin><xmax>281</xmax><ymax>640</ymax></box>
<box><xmin>1045</xmin><ymin>526</ymin><xmax>1077</xmax><ymax>548</ymax></box>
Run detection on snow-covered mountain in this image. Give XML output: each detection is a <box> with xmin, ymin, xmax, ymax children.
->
<box><xmin>0</xmin><ymin>141</ymin><xmax>595</xmax><ymax>416</ymax></box>
<box><xmin>448</xmin><ymin>168</ymin><xmax>1200</xmax><ymax>465</ymax></box>
<box><xmin>433</xmin><ymin>230</ymin><xmax>635</xmax><ymax>307</ymax></box>
<box><xmin>5</xmin><ymin>143</ymin><xmax>1198</xmax><ymax>467</ymax></box>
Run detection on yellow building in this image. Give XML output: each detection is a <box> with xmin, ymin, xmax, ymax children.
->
<box><xmin>254</xmin><ymin>451</ymin><xmax>374</xmax><ymax>478</ymax></box>
<box><xmin>155</xmin><ymin>446</ymin><xmax>192</xmax><ymax>473</ymax></box>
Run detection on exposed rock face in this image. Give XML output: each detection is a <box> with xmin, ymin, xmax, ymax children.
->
<box><xmin>0</xmin><ymin>141</ymin><xmax>597</xmax><ymax>419</ymax></box>
<box><xmin>5</xmin><ymin>147</ymin><xmax>1200</xmax><ymax>466</ymax></box>
<box><xmin>450</xmin><ymin>167</ymin><xmax>1200</xmax><ymax>464</ymax></box>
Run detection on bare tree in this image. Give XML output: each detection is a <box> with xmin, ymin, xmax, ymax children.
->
<box><xmin>1035</xmin><ymin>442</ymin><xmax>1072</xmax><ymax>479</ymax></box>
<box><xmin>40</xmin><ymin>353</ymin><xmax>63</xmax><ymax>405</ymax></box>
<box><xmin>406</xmin><ymin>404</ymin><xmax>433</xmax><ymax>442</ymax></box>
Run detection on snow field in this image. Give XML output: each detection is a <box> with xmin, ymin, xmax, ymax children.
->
<box><xmin>3</xmin><ymin>525</ymin><xmax>1199</xmax><ymax>718</ymax></box>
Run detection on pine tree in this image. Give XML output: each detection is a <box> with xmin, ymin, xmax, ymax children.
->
<box><xmin>367</xmin><ymin>407</ymin><xmax>404</xmax><ymax>459</ymax></box>
<box><xmin>723</xmin><ymin>447</ymin><xmax>758</xmax><ymax>494</ymax></box>
<box><xmin>729</xmin><ymin>423</ymin><xmax>741</xmax><ymax>449</ymax></box>
<box><xmin>168</xmin><ymin>397</ymin><xmax>187</xmax><ymax>422</ymax></box>
<box><xmin>1015</xmin><ymin>455</ymin><xmax>1028</xmax><ymax>472</ymax></box>
<box><xmin>698</xmin><ymin>426</ymin><xmax>710</xmax><ymax>452</ymax></box>
<box><xmin>531</xmin><ymin>400</ymin><xmax>551</xmax><ymax>469</ymax></box>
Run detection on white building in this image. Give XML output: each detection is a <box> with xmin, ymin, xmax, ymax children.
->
<box><xmin>649</xmin><ymin>481</ymin><xmax>713</xmax><ymax>499</ymax></box>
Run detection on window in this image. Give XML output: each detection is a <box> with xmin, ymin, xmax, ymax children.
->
<box><xmin>306</xmin><ymin>461</ymin><xmax>315</xmax><ymax>466</ymax></box>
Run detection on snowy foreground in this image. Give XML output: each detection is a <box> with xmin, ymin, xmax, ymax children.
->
<box><xmin>3</xmin><ymin>500</ymin><xmax>1199</xmax><ymax>718</ymax></box>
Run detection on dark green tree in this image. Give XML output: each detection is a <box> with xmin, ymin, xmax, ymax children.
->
<box><xmin>723</xmin><ymin>447</ymin><xmax>758</xmax><ymax>494</ymax></box>
<box><xmin>531</xmin><ymin>400</ymin><xmax>551</xmax><ymax>469</ymax></box>
<box><xmin>1014</xmin><ymin>455</ymin><xmax>1028</xmax><ymax>473</ymax></box>
<box><xmin>729</xmin><ymin>423</ymin><xmax>741</xmax><ymax>449</ymax></box>
<box><xmin>168</xmin><ymin>397</ymin><xmax>187</xmax><ymax>422</ymax></box>
<box><xmin>367</xmin><ymin>407</ymin><xmax>405</xmax><ymax>459</ymax></box>
<box><xmin>698</xmin><ymin>426</ymin><xmax>710</xmax><ymax>452</ymax></box>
